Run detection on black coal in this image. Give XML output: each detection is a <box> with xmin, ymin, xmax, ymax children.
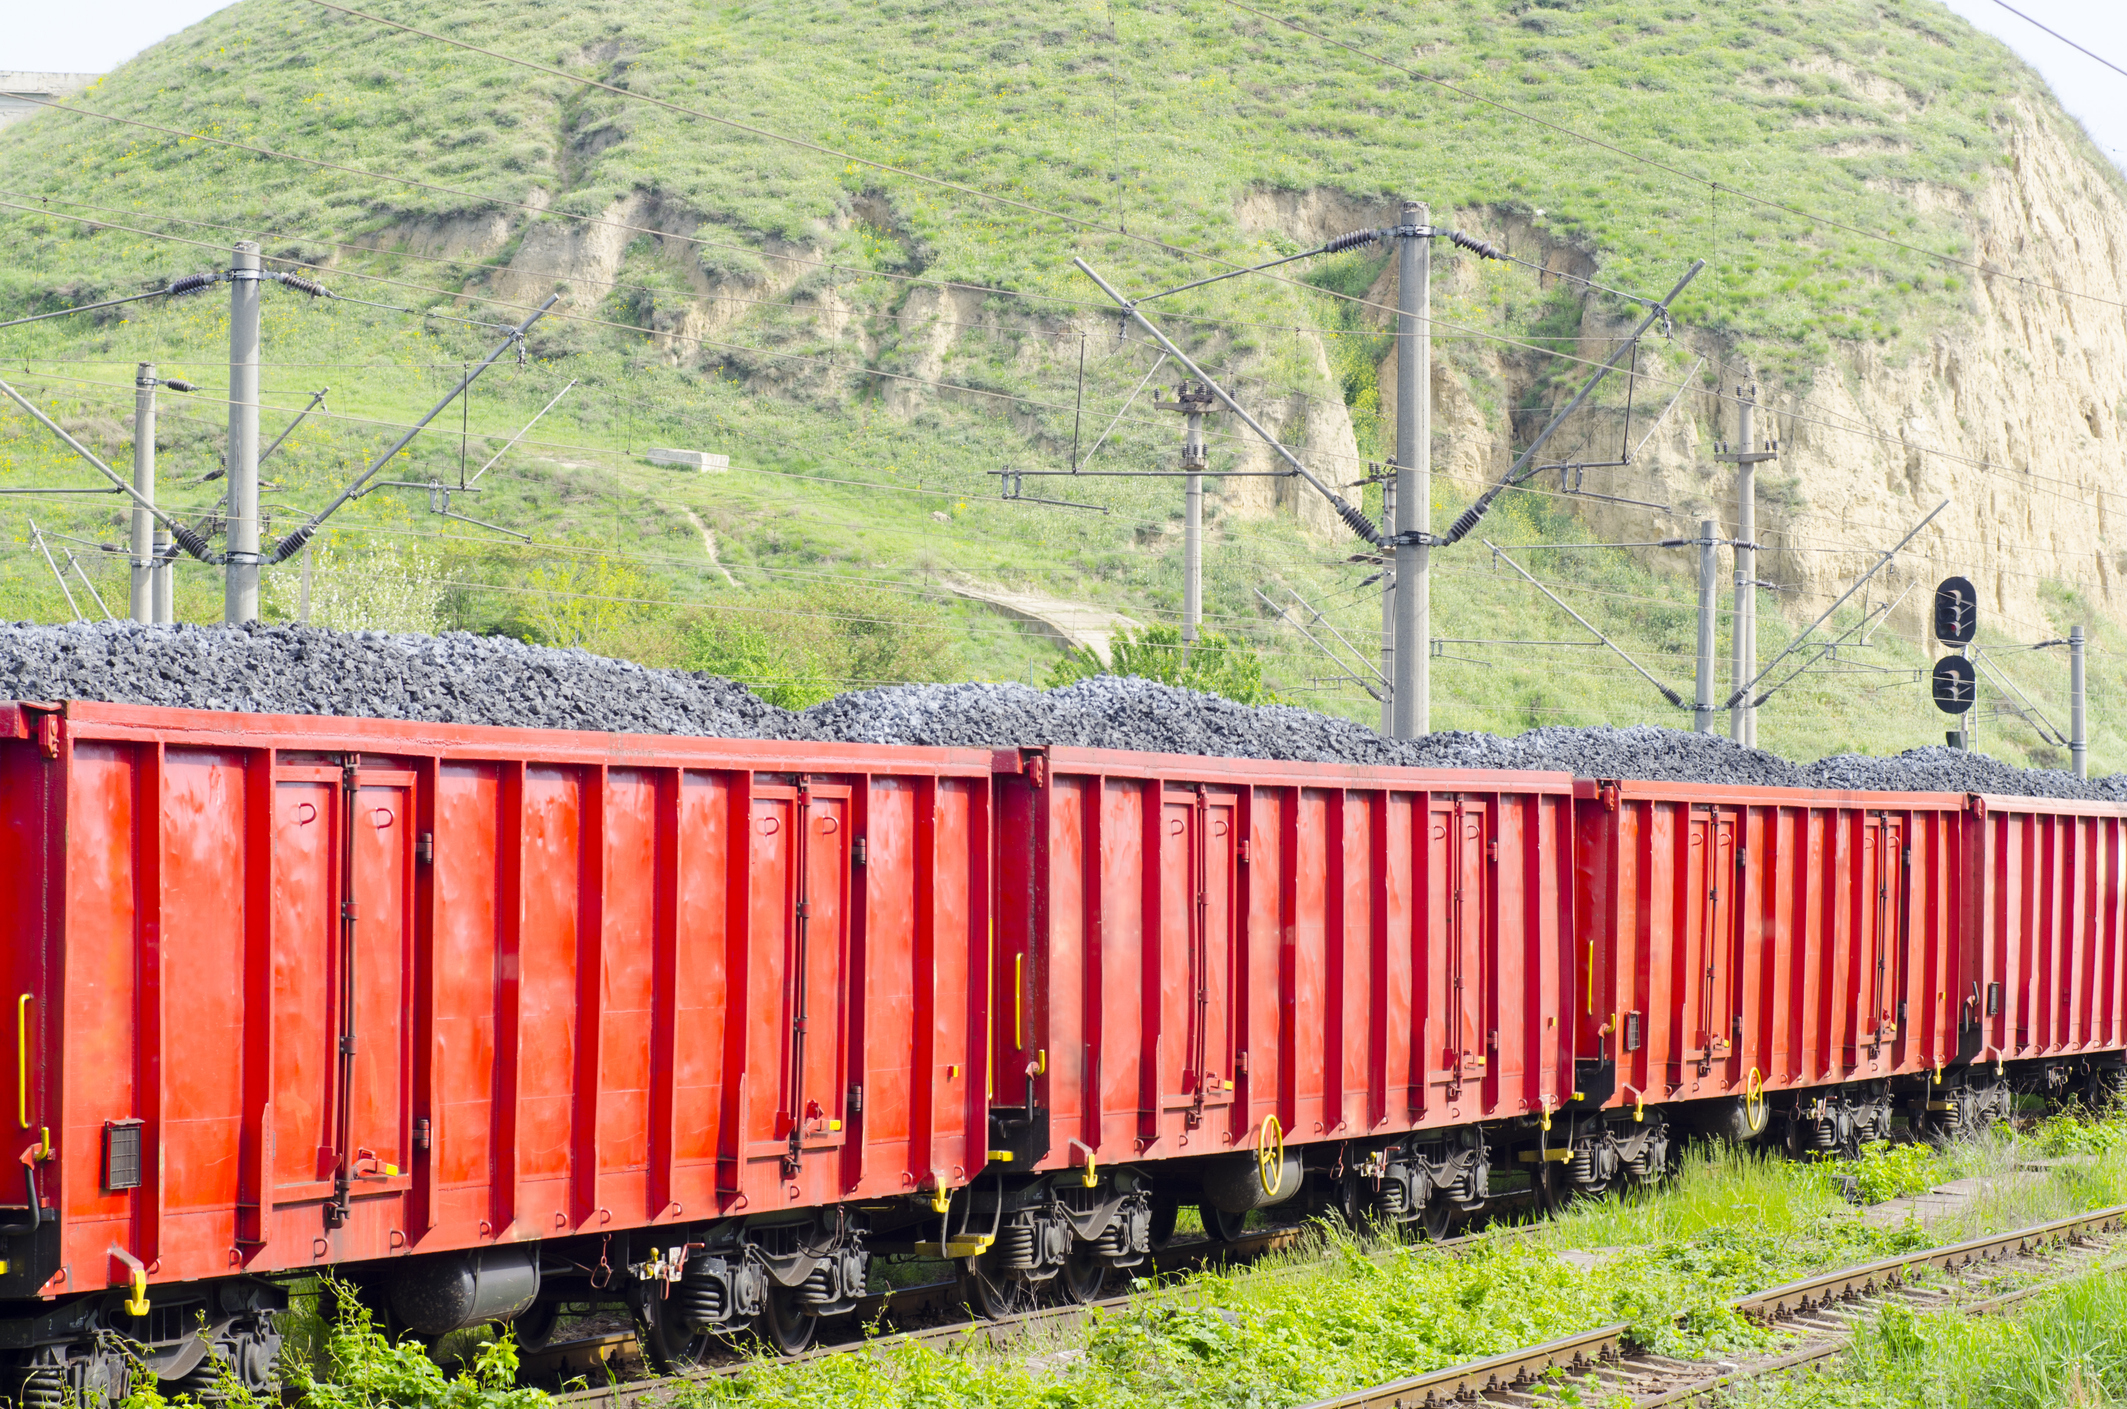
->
<box><xmin>2</xmin><ymin>622</ymin><xmax>2118</xmax><ymax>801</ymax></box>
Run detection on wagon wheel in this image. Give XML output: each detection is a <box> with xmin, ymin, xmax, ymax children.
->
<box><xmin>1200</xmin><ymin>1204</ymin><xmax>1249</xmax><ymax>1245</ymax></box>
<box><xmin>632</xmin><ymin>1289</ymin><xmax>723</xmax><ymax>1372</ymax></box>
<box><xmin>1419</xmin><ymin>1196</ymin><xmax>1459</xmax><ymax>1242</ymax></box>
<box><xmin>1147</xmin><ymin>1198</ymin><xmax>1180</xmax><ymax>1251</ymax></box>
<box><xmin>757</xmin><ymin>1285</ymin><xmax>816</xmax><ymax>1355</ymax></box>
<box><xmin>960</xmin><ymin>1257</ymin><xmax>1036</xmax><ymax>1320</ymax></box>
<box><xmin>1328</xmin><ymin>1170</ymin><xmax>1368</xmax><ymax>1230</ymax></box>
<box><xmin>1058</xmin><ymin>1243</ymin><xmax>1108</xmax><ymax>1304</ymax></box>
<box><xmin>511</xmin><ymin>1298</ymin><xmax>562</xmax><ymax>1353</ymax></box>
<box><xmin>1530</xmin><ymin>1160</ymin><xmax>1566</xmax><ymax>1217</ymax></box>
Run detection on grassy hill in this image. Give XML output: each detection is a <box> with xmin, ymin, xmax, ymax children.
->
<box><xmin>0</xmin><ymin>0</ymin><xmax>2117</xmax><ymax>770</ymax></box>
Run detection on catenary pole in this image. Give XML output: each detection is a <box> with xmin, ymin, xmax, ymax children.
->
<box><xmin>1696</xmin><ymin>518</ymin><xmax>1720</xmax><ymax>734</ymax></box>
<box><xmin>1730</xmin><ymin>387</ymin><xmax>1758</xmax><ymax>746</ymax></box>
<box><xmin>1392</xmin><ymin>200</ymin><xmax>1430</xmax><ymax>738</ymax></box>
<box><xmin>225</xmin><ymin>241</ymin><xmax>263</xmax><ymax>623</ymax></box>
<box><xmin>153</xmin><ymin>531</ymin><xmax>174</xmax><ymax>623</ymax></box>
<box><xmin>2070</xmin><ymin>624</ymin><xmax>2087</xmax><ymax>781</ymax></box>
<box><xmin>1183</xmin><ymin>392</ymin><xmax>1205</xmax><ymax>657</ymax></box>
<box><xmin>131</xmin><ymin>363</ymin><xmax>157</xmax><ymax>623</ymax></box>
<box><xmin>1157</xmin><ymin>382</ymin><xmax>1218</xmax><ymax>662</ymax></box>
<box><xmin>1379</xmin><ymin>473</ymin><xmax>1395</xmax><ymax>733</ymax></box>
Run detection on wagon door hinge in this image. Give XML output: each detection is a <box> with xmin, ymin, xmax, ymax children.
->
<box><xmin>29</xmin><ymin>709</ymin><xmax>62</xmax><ymax>760</ymax></box>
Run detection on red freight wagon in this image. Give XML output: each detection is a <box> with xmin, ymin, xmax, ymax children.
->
<box><xmin>0</xmin><ymin>699</ymin><xmax>993</xmax><ymax>1400</ymax></box>
<box><xmin>964</xmin><ymin>746</ymin><xmax>1579</xmax><ymax>1311</ymax></box>
<box><xmin>1949</xmin><ymin>793</ymin><xmax>2127</xmax><ymax>1126</ymax></box>
<box><xmin>1571</xmin><ymin>779</ymin><xmax>1967</xmax><ymax>1183</ymax></box>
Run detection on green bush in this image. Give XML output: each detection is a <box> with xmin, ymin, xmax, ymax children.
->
<box><xmin>1838</xmin><ymin>1140</ymin><xmax>1938</xmax><ymax>1205</ymax></box>
<box><xmin>1048</xmin><ymin>623</ymin><xmax>1276</xmax><ymax>705</ymax></box>
<box><xmin>681</xmin><ymin>580</ymin><xmax>960</xmax><ymax>708</ymax></box>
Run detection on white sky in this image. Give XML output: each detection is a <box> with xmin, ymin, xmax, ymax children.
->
<box><xmin>1939</xmin><ymin>0</ymin><xmax>2127</xmax><ymax>173</ymax></box>
<box><xmin>6</xmin><ymin>0</ymin><xmax>2125</xmax><ymax>175</ymax></box>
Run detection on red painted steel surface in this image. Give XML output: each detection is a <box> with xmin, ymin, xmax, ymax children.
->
<box><xmin>0</xmin><ymin>700</ymin><xmax>992</xmax><ymax>1299</ymax></box>
<box><xmin>993</xmin><ymin>747</ymin><xmax>1580</xmax><ymax>1173</ymax></box>
<box><xmin>1575</xmin><ymin>780</ymin><xmax>1966</xmax><ymax>1111</ymax></box>
<box><xmin>1959</xmin><ymin>795</ymin><xmax>2127</xmax><ymax>1064</ymax></box>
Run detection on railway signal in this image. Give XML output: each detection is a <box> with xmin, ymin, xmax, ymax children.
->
<box><xmin>1932</xmin><ymin>655</ymin><xmax>1976</xmax><ymax>715</ymax></box>
<box><xmin>1934</xmin><ymin>574</ymin><xmax>1977</xmax><ymax>748</ymax></box>
<box><xmin>1934</xmin><ymin>575</ymin><xmax>1977</xmax><ymax>645</ymax></box>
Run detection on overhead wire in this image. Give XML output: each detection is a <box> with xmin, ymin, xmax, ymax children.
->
<box><xmin>6</xmin><ymin>185</ymin><xmax>1500</xmax><ymax>349</ymax></box>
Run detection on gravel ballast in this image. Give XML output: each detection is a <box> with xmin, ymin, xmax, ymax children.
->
<box><xmin>2</xmin><ymin>622</ymin><xmax>2119</xmax><ymax>802</ymax></box>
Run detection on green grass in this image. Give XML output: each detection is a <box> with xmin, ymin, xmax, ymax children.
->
<box><xmin>1723</xmin><ymin>1268</ymin><xmax>2127</xmax><ymax>1409</ymax></box>
<box><xmin>0</xmin><ymin>0</ymin><xmax>2119</xmax><ymax>773</ymax></box>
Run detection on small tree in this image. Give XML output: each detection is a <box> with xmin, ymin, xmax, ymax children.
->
<box><xmin>265</xmin><ymin>539</ymin><xmax>445</xmax><ymax>634</ymax></box>
<box><xmin>1048</xmin><ymin>624</ymin><xmax>1275</xmax><ymax>705</ymax></box>
<box><xmin>518</xmin><ymin>551</ymin><xmax>670</xmax><ymax>653</ymax></box>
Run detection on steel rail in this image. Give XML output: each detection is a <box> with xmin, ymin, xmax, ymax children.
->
<box><xmin>1287</xmin><ymin>1202</ymin><xmax>2127</xmax><ymax>1409</ymax></box>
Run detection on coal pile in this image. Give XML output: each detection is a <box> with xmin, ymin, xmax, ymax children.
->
<box><xmin>800</xmin><ymin>675</ymin><xmax>1416</xmax><ymax>765</ymax></box>
<box><xmin>1399</xmin><ymin>723</ymin><xmax>1815</xmax><ymax>788</ymax></box>
<box><xmin>1</xmin><ymin>622</ymin><xmax>2119</xmax><ymax>802</ymax></box>
<box><xmin>1809</xmin><ymin>746</ymin><xmax>2127</xmax><ymax>803</ymax></box>
<box><xmin>0</xmin><ymin>621</ymin><xmax>790</xmax><ymax>740</ymax></box>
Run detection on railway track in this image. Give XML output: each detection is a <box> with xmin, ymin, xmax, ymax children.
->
<box><xmin>542</xmin><ymin>1221</ymin><xmax>1330</xmax><ymax>1404</ymax></box>
<box><xmin>532</xmin><ymin>1191</ymin><xmax>2119</xmax><ymax>1408</ymax></box>
<box><xmin>540</xmin><ymin>1195</ymin><xmax>1557</xmax><ymax>1402</ymax></box>
<box><xmin>1293</xmin><ymin>1203</ymin><xmax>2127</xmax><ymax>1409</ymax></box>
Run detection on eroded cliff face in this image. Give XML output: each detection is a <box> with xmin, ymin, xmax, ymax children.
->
<box><xmin>353</xmin><ymin>68</ymin><xmax>2121</xmax><ymax>642</ymax></box>
<box><xmin>1232</xmin><ymin>95</ymin><xmax>2127</xmax><ymax>644</ymax></box>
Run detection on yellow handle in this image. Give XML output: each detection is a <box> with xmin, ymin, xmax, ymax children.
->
<box><xmin>16</xmin><ymin>995</ymin><xmax>29</xmax><ymax>1130</ymax></box>
<box><xmin>1083</xmin><ymin>1150</ymin><xmax>1098</xmax><ymax>1190</ymax></box>
<box><xmin>1256</xmin><ymin>1115</ymin><xmax>1285</xmax><ymax>1196</ymax></box>
<box><xmin>125</xmin><ymin>1268</ymin><xmax>149</xmax><ymax>1319</ymax></box>
<box><xmin>1745</xmin><ymin>1067</ymin><xmax>1765</xmax><ymax>1130</ymax></box>
<box><xmin>1585</xmin><ymin>943</ymin><xmax>1595</xmax><ymax>1014</ymax></box>
<box><xmin>1014</xmin><ymin>955</ymin><xmax>1024</xmax><ymax>1051</ymax></box>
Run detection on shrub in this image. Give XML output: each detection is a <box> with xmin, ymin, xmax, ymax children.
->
<box><xmin>681</xmin><ymin>579</ymin><xmax>959</xmax><ymax>708</ymax></box>
<box><xmin>1048</xmin><ymin>623</ymin><xmax>1276</xmax><ymax>705</ymax></box>
<box><xmin>264</xmin><ymin>539</ymin><xmax>445</xmax><ymax>635</ymax></box>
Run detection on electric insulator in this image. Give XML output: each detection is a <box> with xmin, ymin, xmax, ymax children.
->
<box><xmin>161</xmin><ymin>378</ymin><xmax>198</xmax><ymax>393</ymax></box>
<box><xmin>1447</xmin><ymin>230</ymin><xmax>1506</xmax><ymax>260</ymax></box>
<box><xmin>276</xmin><ymin>272</ymin><xmax>329</xmax><ymax>298</ymax></box>
<box><xmin>1441</xmin><ymin>497</ymin><xmax>1490</xmax><ymax>545</ymax></box>
<box><xmin>1322</xmin><ymin>228</ymin><xmax>1383</xmax><ymax>255</ymax></box>
<box><xmin>165</xmin><ymin>271</ymin><xmax>219</xmax><ymax>297</ymax></box>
